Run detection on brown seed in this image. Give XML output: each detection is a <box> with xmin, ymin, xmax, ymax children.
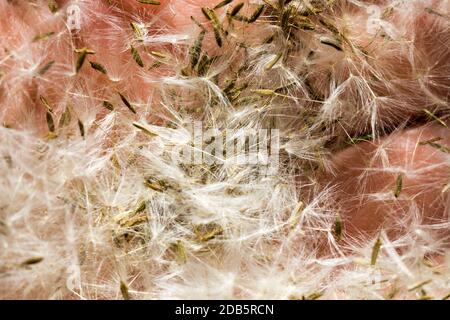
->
<box><xmin>131</xmin><ymin>45</ymin><xmax>144</xmax><ymax>67</ymax></box>
<box><xmin>370</xmin><ymin>237</ymin><xmax>382</xmax><ymax>266</ymax></box>
<box><xmin>89</xmin><ymin>61</ymin><xmax>107</xmax><ymax>74</ymax></box>
<box><xmin>119</xmin><ymin>281</ymin><xmax>131</xmax><ymax>300</ymax></box>
<box><xmin>118</xmin><ymin>93</ymin><xmax>137</xmax><ymax>114</ymax></box>
<box><xmin>214</xmin><ymin>0</ymin><xmax>233</xmax><ymax>10</ymax></box>
<box><xmin>137</xmin><ymin>0</ymin><xmax>160</xmax><ymax>5</ymax></box>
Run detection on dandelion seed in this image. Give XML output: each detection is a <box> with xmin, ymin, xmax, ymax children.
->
<box><xmin>197</xmin><ymin>55</ymin><xmax>213</xmax><ymax>76</ymax></box>
<box><xmin>262</xmin><ymin>0</ymin><xmax>276</xmax><ymax>10</ymax></box>
<box><xmin>202</xmin><ymin>7</ymin><xmax>223</xmax><ymax>47</ymax></box>
<box><xmin>214</xmin><ymin>0</ymin><xmax>233</xmax><ymax>10</ymax></box>
<box><xmin>89</xmin><ymin>61</ymin><xmax>107</xmax><ymax>74</ymax></box>
<box><xmin>318</xmin><ymin>17</ymin><xmax>339</xmax><ymax>34</ymax></box>
<box><xmin>190</xmin><ymin>30</ymin><xmax>206</xmax><ymax>68</ymax></box>
<box><xmin>333</xmin><ymin>214</ymin><xmax>343</xmax><ymax>241</ymax></box>
<box><xmin>32</xmin><ymin>32</ymin><xmax>55</xmax><ymax>42</ymax></box>
<box><xmin>75</xmin><ymin>48</ymin><xmax>95</xmax><ymax>73</ymax></box>
<box><xmin>144</xmin><ymin>177</ymin><xmax>168</xmax><ymax>192</ymax></box>
<box><xmin>296</xmin><ymin>17</ymin><xmax>315</xmax><ymax>30</ymax></box>
<box><xmin>74</xmin><ymin>48</ymin><xmax>96</xmax><ymax>55</ymax></box>
<box><xmin>78</xmin><ymin>119</ymin><xmax>85</xmax><ymax>138</ymax></box>
<box><xmin>320</xmin><ymin>36</ymin><xmax>343</xmax><ymax>51</ymax></box>
<box><xmin>133</xmin><ymin>122</ymin><xmax>157</xmax><ymax>137</ymax></box>
<box><xmin>190</xmin><ymin>16</ymin><xmax>206</xmax><ymax>30</ymax></box>
<box><xmin>252</xmin><ymin>89</ymin><xmax>276</xmax><ymax>96</ymax></box>
<box><xmin>2</xmin><ymin>122</ymin><xmax>11</xmax><ymax>129</ymax></box>
<box><xmin>110</xmin><ymin>153</ymin><xmax>121</xmax><ymax>170</ymax></box>
<box><xmin>229</xmin><ymin>2</ymin><xmax>244</xmax><ymax>17</ymax></box>
<box><xmin>150</xmin><ymin>51</ymin><xmax>168</xmax><ymax>60</ymax></box>
<box><xmin>418</xmin><ymin>292</ymin><xmax>433</xmax><ymax>300</ymax></box>
<box><xmin>75</xmin><ymin>54</ymin><xmax>87</xmax><ymax>73</ymax></box>
<box><xmin>419</xmin><ymin>137</ymin><xmax>442</xmax><ymax>145</ymax></box>
<box><xmin>194</xmin><ymin>223</ymin><xmax>224</xmax><ymax>242</ymax></box>
<box><xmin>423</xmin><ymin>109</ymin><xmax>448</xmax><ymax>128</ymax></box>
<box><xmin>118</xmin><ymin>92</ymin><xmax>137</xmax><ymax>114</ymax></box>
<box><xmin>289</xmin><ymin>201</ymin><xmax>304</xmax><ymax>228</ymax></box>
<box><xmin>223</xmin><ymin>79</ymin><xmax>236</xmax><ymax>94</ymax></box>
<box><xmin>137</xmin><ymin>0</ymin><xmax>160</xmax><ymax>5</ymax></box>
<box><xmin>425</xmin><ymin>7</ymin><xmax>449</xmax><ymax>20</ymax></box>
<box><xmin>371</xmin><ymin>237</ymin><xmax>382</xmax><ymax>266</ymax></box>
<box><xmin>0</xmin><ymin>219</ymin><xmax>9</xmax><ymax>236</ymax></box>
<box><xmin>39</xmin><ymin>96</ymin><xmax>53</xmax><ymax>112</ymax></box>
<box><xmin>394</xmin><ymin>173</ymin><xmax>404</xmax><ymax>198</ymax></box>
<box><xmin>303</xmin><ymin>291</ymin><xmax>324</xmax><ymax>300</ymax></box>
<box><xmin>347</xmin><ymin>134</ymin><xmax>373</xmax><ymax>145</ymax></box>
<box><xmin>103</xmin><ymin>101</ymin><xmax>115</xmax><ymax>111</ymax></box>
<box><xmin>131</xmin><ymin>45</ymin><xmax>144</xmax><ymax>67</ymax></box>
<box><xmin>442</xmin><ymin>292</ymin><xmax>450</xmax><ymax>300</ymax></box>
<box><xmin>119</xmin><ymin>281</ymin><xmax>131</xmax><ymax>300</ymax></box>
<box><xmin>130</xmin><ymin>21</ymin><xmax>145</xmax><ymax>40</ymax></box>
<box><xmin>122</xmin><ymin>214</ymin><xmax>148</xmax><ymax>228</ymax></box>
<box><xmin>301</xmin><ymin>0</ymin><xmax>321</xmax><ymax>15</ymax></box>
<box><xmin>247</xmin><ymin>4</ymin><xmax>265</xmax><ymax>23</ymax></box>
<box><xmin>36</xmin><ymin>60</ymin><xmax>55</xmax><ymax>76</ymax></box>
<box><xmin>171</xmin><ymin>241</ymin><xmax>187</xmax><ymax>264</ymax></box>
<box><xmin>58</xmin><ymin>105</ymin><xmax>72</xmax><ymax>128</ymax></box>
<box><xmin>134</xmin><ymin>200</ymin><xmax>146</xmax><ymax>214</ymax></box>
<box><xmin>46</xmin><ymin>111</ymin><xmax>55</xmax><ymax>133</ymax></box>
<box><xmin>148</xmin><ymin>61</ymin><xmax>162</xmax><ymax>71</ymax></box>
<box><xmin>386</xmin><ymin>287</ymin><xmax>399</xmax><ymax>300</ymax></box>
<box><xmin>265</xmin><ymin>52</ymin><xmax>283</xmax><ymax>70</ymax></box>
<box><xmin>408</xmin><ymin>279</ymin><xmax>432</xmax><ymax>292</ymax></box>
<box><xmin>379</xmin><ymin>6</ymin><xmax>393</xmax><ymax>19</ymax></box>
<box><xmin>420</xmin><ymin>139</ymin><xmax>450</xmax><ymax>154</ymax></box>
<box><xmin>21</xmin><ymin>257</ymin><xmax>44</xmax><ymax>266</ymax></box>
<box><xmin>48</xmin><ymin>0</ymin><xmax>58</xmax><ymax>13</ymax></box>
<box><xmin>262</xmin><ymin>33</ymin><xmax>275</xmax><ymax>44</ymax></box>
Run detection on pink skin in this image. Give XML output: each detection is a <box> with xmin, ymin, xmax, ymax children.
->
<box><xmin>0</xmin><ymin>1</ymin><xmax>449</xmax><ymax>243</ymax></box>
<box><xmin>328</xmin><ymin>123</ymin><xmax>450</xmax><ymax>241</ymax></box>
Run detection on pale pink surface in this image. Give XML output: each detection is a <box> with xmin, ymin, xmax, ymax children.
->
<box><xmin>329</xmin><ymin>123</ymin><xmax>450</xmax><ymax>240</ymax></box>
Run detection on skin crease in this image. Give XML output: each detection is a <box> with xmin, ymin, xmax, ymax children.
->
<box><xmin>0</xmin><ymin>1</ymin><xmax>448</xmax><ymax>248</ymax></box>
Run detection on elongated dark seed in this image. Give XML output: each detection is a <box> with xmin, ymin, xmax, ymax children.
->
<box><xmin>230</xmin><ymin>2</ymin><xmax>244</xmax><ymax>16</ymax></box>
<box><xmin>247</xmin><ymin>4</ymin><xmax>265</xmax><ymax>23</ymax></box>
<box><xmin>394</xmin><ymin>173</ymin><xmax>403</xmax><ymax>198</ymax></box>
<box><xmin>190</xmin><ymin>30</ymin><xmax>206</xmax><ymax>68</ymax></box>
<box><xmin>33</xmin><ymin>32</ymin><xmax>55</xmax><ymax>42</ymax></box>
<box><xmin>78</xmin><ymin>119</ymin><xmax>85</xmax><ymax>138</ymax></box>
<box><xmin>103</xmin><ymin>101</ymin><xmax>115</xmax><ymax>111</ymax></box>
<box><xmin>58</xmin><ymin>106</ymin><xmax>72</xmax><ymax>128</ymax></box>
<box><xmin>371</xmin><ymin>238</ymin><xmax>382</xmax><ymax>265</ymax></box>
<box><xmin>37</xmin><ymin>61</ymin><xmax>55</xmax><ymax>76</ymax></box>
<box><xmin>120</xmin><ymin>281</ymin><xmax>131</xmax><ymax>300</ymax></box>
<box><xmin>131</xmin><ymin>45</ymin><xmax>144</xmax><ymax>67</ymax></box>
<box><xmin>118</xmin><ymin>93</ymin><xmax>137</xmax><ymax>114</ymax></box>
<box><xmin>89</xmin><ymin>61</ymin><xmax>107</xmax><ymax>74</ymax></box>
<box><xmin>46</xmin><ymin>111</ymin><xmax>55</xmax><ymax>132</ymax></box>
<box><xmin>137</xmin><ymin>0</ymin><xmax>160</xmax><ymax>4</ymax></box>
<box><xmin>21</xmin><ymin>257</ymin><xmax>44</xmax><ymax>266</ymax></box>
<box><xmin>333</xmin><ymin>214</ymin><xmax>343</xmax><ymax>241</ymax></box>
<box><xmin>214</xmin><ymin>0</ymin><xmax>233</xmax><ymax>9</ymax></box>
<box><xmin>76</xmin><ymin>51</ymin><xmax>87</xmax><ymax>73</ymax></box>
